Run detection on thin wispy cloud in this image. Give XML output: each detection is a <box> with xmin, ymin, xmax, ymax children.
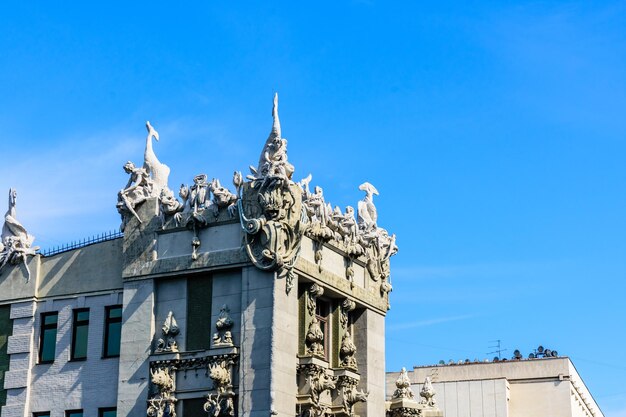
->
<box><xmin>387</xmin><ymin>314</ymin><xmax>478</xmax><ymax>332</ymax></box>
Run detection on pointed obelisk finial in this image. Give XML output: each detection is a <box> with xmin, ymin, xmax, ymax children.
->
<box><xmin>271</xmin><ymin>92</ymin><xmax>281</xmax><ymax>139</ymax></box>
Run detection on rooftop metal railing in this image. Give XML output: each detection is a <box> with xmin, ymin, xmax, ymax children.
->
<box><xmin>41</xmin><ymin>230</ymin><xmax>123</xmax><ymax>257</ymax></box>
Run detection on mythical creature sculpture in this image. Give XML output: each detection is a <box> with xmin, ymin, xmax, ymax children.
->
<box><xmin>159</xmin><ymin>187</ymin><xmax>184</xmax><ymax>228</ymax></box>
<box><xmin>155</xmin><ymin>311</ymin><xmax>180</xmax><ymax>353</ymax></box>
<box><xmin>0</xmin><ymin>189</ymin><xmax>39</xmax><ymax>280</ymax></box>
<box><xmin>238</xmin><ymin>93</ymin><xmax>306</xmax><ymax>294</ymax></box>
<box><xmin>213</xmin><ymin>304</ymin><xmax>234</xmax><ymax>347</ymax></box>
<box><xmin>210</xmin><ymin>179</ymin><xmax>238</xmax><ymax>218</ymax></box>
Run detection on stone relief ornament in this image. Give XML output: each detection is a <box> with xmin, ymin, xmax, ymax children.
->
<box><xmin>238</xmin><ymin>93</ymin><xmax>307</xmax><ymax>294</ymax></box>
<box><xmin>213</xmin><ymin>304</ymin><xmax>234</xmax><ymax>347</ymax></box>
<box><xmin>204</xmin><ymin>359</ymin><xmax>236</xmax><ymax>417</ymax></box>
<box><xmin>147</xmin><ymin>365</ymin><xmax>177</xmax><ymax>417</ymax></box>
<box><xmin>305</xmin><ymin>319</ymin><xmax>325</xmax><ymax>357</ymax></box>
<box><xmin>392</xmin><ymin>368</ymin><xmax>415</xmax><ymax>400</ymax></box>
<box><xmin>419</xmin><ymin>377</ymin><xmax>436</xmax><ymax>407</ymax></box>
<box><xmin>340</xmin><ymin>332</ymin><xmax>358</xmax><ymax>370</ymax></box>
<box><xmin>155</xmin><ymin>311</ymin><xmax>180</xmax><ymax>353</ymax></box>
<box><xmin>0</xmin><ymin>189</ymin><xmax>39</xmax><ymax>281</ymax></box>
<box><xmin>305</xmin><ymin>284</ymin><xmax>325</xmax><ymax>357</ymax></box>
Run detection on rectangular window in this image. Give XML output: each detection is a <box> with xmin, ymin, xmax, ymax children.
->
<box><xmin>1</xmin><ymin>304</ymin><xmax>13</xmax><ymax>409</ymax></box>
<box><xmin>98</xmin><ymin>408</ymin><xmax>117</xmax><ymax>417</ymax></box>
<box><xmin>316</xmin><ymin>299</ymin><xmax>331</xmax><ymax>360</ymax></box>
<box><xmin>33</xmin><ymin>413</ymin><xmax>50</xmax><ymax>417</ymax></box>
<box><xmin>186</xmin><ymin>277</ymin><xmax>212</xmax><ymax>351</ymax></box>
<box><xmin>103</xmin><ymin>305</ymin><xmax>122</xmax><ymax>358</ymax></box>
<box><xmin>66</xmin><ymin>410</ymin><xmax>83</xmax><ymax>417</ymax></box>
<box><xmin>71</xmin><ymin>309</ymin><xmax>89</xmax><ymax>360</ymax></box>
<box><xmin>39</xmin><ymin>312</ymin><xmax>58</xmax><ymax>363</ymax></box>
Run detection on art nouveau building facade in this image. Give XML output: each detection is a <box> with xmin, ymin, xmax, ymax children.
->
<box><xmin>0</xmin><ymin>95</ymin><xmax>403</xmax><ymax>417</ymax></box>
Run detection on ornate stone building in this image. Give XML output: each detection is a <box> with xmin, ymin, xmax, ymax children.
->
<box><xmin>0</xmin><ymin>95</ymin><xmax>407</xmax><ymax>417</ymax></box>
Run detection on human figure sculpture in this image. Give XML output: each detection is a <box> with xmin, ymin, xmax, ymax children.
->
<box><xmin>250</xmin><ymin>93</ymin><xmax>295</xmax><ymax>181</ymax></box>
<box><xmin>117</xmin><ymin>161</ymin><xmax>154</xmax><ymax>227</ymax></box>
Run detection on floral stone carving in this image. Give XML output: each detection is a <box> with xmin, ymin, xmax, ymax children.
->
<box><xmin>213</xmin><ymin>304</ymin><xmax>234</xmax><ymax>347</ymax></box>
<box><xmin>238</xmin><ymin>93</ymin><xmax>306</xmax><ymax>294</ymax></box>
<box><xmin>0</xmin><ymin>189</ymin><xmax>39</xmax><ymax>281</ymax></box>
<box><xmin>419</xmin><ymin>377</ymin><xmax>436</xmax><ymax>407</ymax></box>
<box><xmin>155</xmin><ymin>311</ymin><xmax>180</xmax><ymax>353</ymax></box>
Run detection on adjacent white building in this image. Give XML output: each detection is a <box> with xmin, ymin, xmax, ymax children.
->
<box><xmin>386</xmin><ymin>356</ymin><xmax>604</xmax><ymax>417</ymax></box>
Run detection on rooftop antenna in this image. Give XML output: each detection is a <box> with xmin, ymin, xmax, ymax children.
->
<box><xmin>487</xmin><ymin>339</ymin><xmax>507</xmax><ymax>360</ymax></box>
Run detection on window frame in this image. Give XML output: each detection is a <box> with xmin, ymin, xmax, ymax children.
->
<box><xmin>103</xmin><ymin>305</ymin><xmax>122</xmax><ymax>358</ymax></box>
<box><xmin>38</xmin><ymin>312</ymin><xmax>58</xmax><ymax>364</ymax></box>
<box><xmin>98</xmin><ymin>407</ymin><xmax>117</xmax><ymax>417</ymax></box>
<box><xmin>33</xmin><ymin>412</ymin><xmax>51</xmax><ymax>417</ymax></box>
<box><xmin>70</xmin><ymin>308</ymin><xmax>90</xmax><ymax>361</ymax></box>
<box><xmin>315</xmin><ymin>298</ymin><xmax>331</xmax><ymax>360</ymax></box>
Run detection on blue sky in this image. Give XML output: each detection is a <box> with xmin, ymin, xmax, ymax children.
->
<box><xmin>1</xmin><ymin>1</ymin><xmax>625</xmax><ymax>415</ymax></box>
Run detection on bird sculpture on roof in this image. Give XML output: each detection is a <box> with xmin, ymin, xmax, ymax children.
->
<box><xmin>357</xmin><ymin>182</ymin><xmax>379</xmax><ymax>230</ymax></box>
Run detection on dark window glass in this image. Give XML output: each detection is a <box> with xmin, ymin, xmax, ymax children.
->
<box><xmin>66</xmin><ymin>410</ymin><xmax>83</xmax><ymax>417</ymax></box>
<box><xmin>98</xmin><ymin>408</ymin><xmax>117</xmax><ymax>417</ymax></box>
<box><xmin>186</xmin><ymin>277</ymin><xmax>212</xmax><ymax>350</ymax></box>
<box><xmin>71</xmin><ymin>309</ymin><xmax>89</xmax><ymax>360</ymax></box>
<box><xmin>39</xmin><ymin>312</ymin><xmax>58</xmax><ymax>363</ymax></box>
<box><xmin>1</xmin><ymin>304</ymin><xmax>13</xmax><ymax>408</ymax></box>
<box><xmin>316</xmin><ymin>299</ymin><xmax>330</xmax><ymax>360</ymax></box>
<box><xmin>33</xmin><ymin>413</ymin><xmax>50</xmax><ymax>417</ymax></box>
<box><xmin>182</xmin><ymin>398</ymin><xmax>207</xmax><ymax>417</ymax></box>
<box><xmin>104</xmin><ymin>306</ymin><xmax>122</xmax><ymax>358</ymax></box>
